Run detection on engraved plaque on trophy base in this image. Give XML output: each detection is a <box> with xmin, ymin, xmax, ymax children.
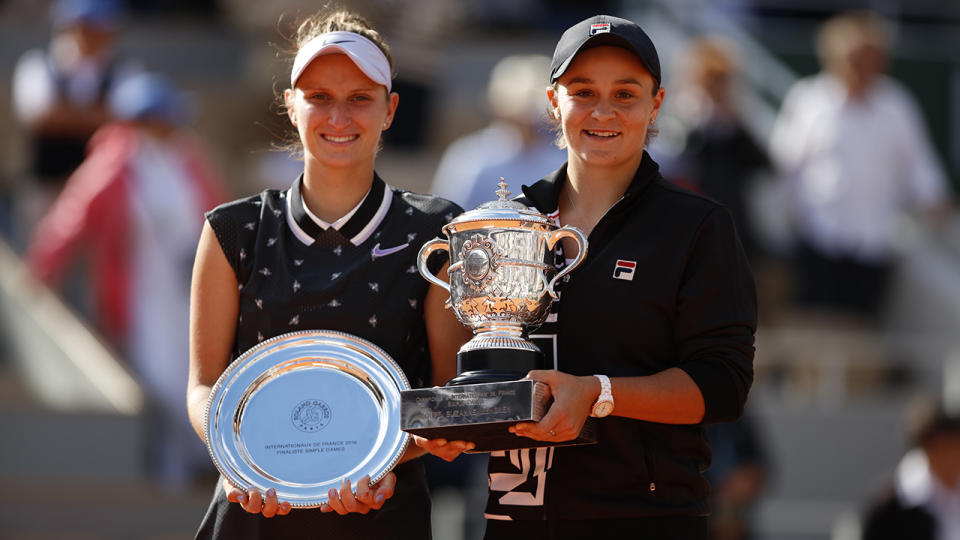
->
<box><xmin>400</xmin><ymin>379</ymin><xmax>597</xmax><ymax>452</ymax></box>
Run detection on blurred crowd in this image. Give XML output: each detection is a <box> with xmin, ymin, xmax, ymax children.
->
<box><xmin>1</xmin><ymin>1</ymin><xmax>959</xmax><ymax>539</ymax></box>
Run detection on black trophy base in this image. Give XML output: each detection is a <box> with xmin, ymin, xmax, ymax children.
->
<box><xmin>449</xmin><ymin>347</ymin><xmax>543</xmax><ymax>386</ymax></box>
<box><xmin>400</xmin><ymin>379</ymin><xmax>597</xmax><ymax>452</ymax></box>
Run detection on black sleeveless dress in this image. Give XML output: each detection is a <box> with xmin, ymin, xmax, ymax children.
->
<box><xmin>195</xmin><ymin>174</ymin><xmax>460</xmax><ymax>539</ymax></box>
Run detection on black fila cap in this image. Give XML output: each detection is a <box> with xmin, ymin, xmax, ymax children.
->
<box><xmin>550</xmin><ymin>14</ymin><xmax>661</xmax><ymax>85</ymax></box>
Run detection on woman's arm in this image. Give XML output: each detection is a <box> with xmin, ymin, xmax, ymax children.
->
<box><xmin>404</xmin><ymin>263</ymin><xmax>475</xmax><ymax>462</ymax></box>
<box><xmin>510</xmin><ymin>368</ymin><xmax>705</xmax><ymax>442</ymax></box>
<box><xmin>186</xmin><ymin>221</ymin><xmax>239</xmax><ymax>440</ymax></box>
<box><xmin>423</xmin><ymin>262</ymin><xmax>473</xmax><ymax>386</ymax></box>
<box><xmin>187</xmin><ymin>222</ymin><xmax>294</xmax><ymax>518</ymax></box>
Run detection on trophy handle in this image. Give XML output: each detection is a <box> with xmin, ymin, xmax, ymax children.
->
<box><xmin>417</xmin><ymin>238</ymin><xmax>452</xmax><ymax>306</ymax></box>
<box><xmin>545</xmin><ymin>226</ymin><xmax>588</xmax><ymax>300</ymax></box>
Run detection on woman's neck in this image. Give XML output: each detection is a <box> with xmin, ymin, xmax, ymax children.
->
<box><xmin>301</xmin><ymin>158</ymin><xmax>376</xmax><ymax>223</ymax></box>
<box><xmin>561</xmin><ymin>151</ymin><xmax>643</xmax><ymax>235</ymax></box>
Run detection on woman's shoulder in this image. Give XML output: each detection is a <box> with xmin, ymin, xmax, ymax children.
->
<box><xmin>206</xmin><ymin>189</ymin><xmax>285</xmax><ymax>221</ymax></box>
<box><xmin>391</xmin><ymin>188</ymin><xmax>464</xmax><ymax>221</ymax></box>
<box><xmin>647</xmin><ymin>176</ymin><xmax>732</xmax><ymax>225</ymax></box>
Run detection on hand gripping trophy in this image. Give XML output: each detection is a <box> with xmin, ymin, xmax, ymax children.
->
<box><xmin>400</xmin><ymin>180</ymin><xmax>595</xmax><ymax>451</ymax></box>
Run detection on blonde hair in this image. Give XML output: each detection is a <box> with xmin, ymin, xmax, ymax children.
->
<box><xmin>816</xmin><ymin>11</ymin><xmax>891</xmax><ymax>72</ymax></box>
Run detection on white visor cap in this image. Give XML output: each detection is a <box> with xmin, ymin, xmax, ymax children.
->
<box><xmin>290</xmin><ymin>31</ymin><xmax>392</xmax><ymax>91</ymax></box>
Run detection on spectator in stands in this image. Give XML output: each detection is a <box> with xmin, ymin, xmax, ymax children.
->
<box><xmin>26</xmin><ymin>72</ymin><xmax>226</xmax><ymax>490</ymax></box>
<box><xmin>769</xmin><ymin>11</ymin><xmax>952</xmax><ymax>322</ymax></box>
<box><xmin>862</xmin><ymin>399</ymin><xmax>960</xmax><ymax>540</ymax></box>
<box><xmin>705</xmin><ymin>412</ymin><xmax>769</xmax><ymax>540</ymax></box>
<box><xmin>11</xmin><ymin>0</ymin><xmax>141</xmax><ymax>246</ymax></box>
<box><xmin>664</xmin><ymin>36</ymin><xmax>769</xmax><ymax>260</ymax></box>
<box><xmin>430</xmin><ymin>54</ymin><xmax>566</xmax><ymax>211</ymax></box>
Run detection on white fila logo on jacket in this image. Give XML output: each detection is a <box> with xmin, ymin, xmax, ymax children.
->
<box><xmin>613</xmin><ymin>259</ymin><xmax>636</xmax><ymax>281</ymax></box>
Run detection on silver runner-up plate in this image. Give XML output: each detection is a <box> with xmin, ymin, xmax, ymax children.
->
<box><xmin>204</xmin><ymin>330</ymin><xmax>410</xmax><ymax>508</ymax></box>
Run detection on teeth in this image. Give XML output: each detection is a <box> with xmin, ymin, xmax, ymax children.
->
<box><xmin>324</xmin><ymin>135</ymin><xmax>357</xmax><ymax>142</ymax></box>
<box><xmin>587</xmin><ymin>130</ymin><xmax>618</xmax><ymax>137</ymax></box>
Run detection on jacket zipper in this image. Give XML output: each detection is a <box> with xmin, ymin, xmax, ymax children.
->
<box><xmin>643</xmin><ymin>447</ymin><xmax>657</xmax><ymax>494</ymax></box>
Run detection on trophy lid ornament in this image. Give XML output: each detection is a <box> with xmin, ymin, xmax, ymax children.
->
<box><xmin>445</xmin><ymin>178</ymin><xmax>552</xmax><ymax>232</ymax></box>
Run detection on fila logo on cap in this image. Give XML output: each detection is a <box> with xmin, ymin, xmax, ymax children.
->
<box><xmin>613</xmin><ymin>259</ymin><xmax>636</xmax><ymax>281</ymax></box>
<box><xmin>590</xmin><ymin>22</ymin><xmax>611</xmax><ymax>35</ymax></box>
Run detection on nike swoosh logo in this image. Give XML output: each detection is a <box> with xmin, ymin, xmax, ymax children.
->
<box><xmin>371</xmin><ymin>242</ymin><xmax>410</xmax><ymax>259</ymax></box>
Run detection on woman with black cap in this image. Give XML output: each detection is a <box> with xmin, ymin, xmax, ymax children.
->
<box><xmin>418</xmin><ymin>14</ymin><xmax>757</xmax><ymax>539</ymax></box>
<box><xmin>187</xmin><ymin>8</ymin><xmax>468</xmax><ymax>539</ymax></box>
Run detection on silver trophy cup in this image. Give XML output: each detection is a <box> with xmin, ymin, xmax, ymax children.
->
<box><xmin>399</xmin><ymin>180</ymin><xmax>596</xmax><ymax>451</ymax></box>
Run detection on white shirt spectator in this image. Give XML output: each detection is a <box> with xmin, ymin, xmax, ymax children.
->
<box><xmin>430</xmin><ymin>121</ymin><xmax>565</xmax><ymax>211</ymax></box>
<box><xmin>895</xmin><ymin>448</ymin><xmax>960</xmax><ymax>540</ymax></box>
<box><xmin>770</xmin><ymin>73</ymin><xmax>949</xmax><ymax>262</ymax></box>
<box><xmin>12</xmin><ymin>45</ymin><xmax>140</xmax><ymax>125</ymax></box>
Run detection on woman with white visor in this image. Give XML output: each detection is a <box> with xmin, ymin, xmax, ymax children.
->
<box><xmin>188</xmin><ymin>9</ymin><xmax>467</xmax><ymax>538</ymax></box>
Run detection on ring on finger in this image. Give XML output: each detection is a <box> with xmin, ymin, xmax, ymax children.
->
<box><xmin>549</xmin><ymin>429</ymin><xmax>557</xmax><ymax>436</ymax></box>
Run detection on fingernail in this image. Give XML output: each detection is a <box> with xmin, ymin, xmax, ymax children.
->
<box><xmin>238</xmin><ymin>494</ymin><xmax>247</xmax><ymax>504</ymax></box>
<box><xmin>376</xmin><ymin>494</ymin><xmax>384</xmax><ymax>504</ymax></box>
<box><xmin>329</xmin><ymin>489</ymin><xmax>337</xmax><ymax>499</ymax></box>
<box><xmin>267</xmin><ymin>488</ymin><xmax>276</xmax><ymax>497</ymax></box>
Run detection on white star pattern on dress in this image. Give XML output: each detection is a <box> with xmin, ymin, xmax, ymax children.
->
<box><xmin>292</xmin><ymin>280</ymin><xmax>301</xmax><ymax>292</ymax></box>
<box><xmin>257</xmin><ymin>331</ymin><xmax>264</xmax><ymax>342</ymax></box>
<box><xmin>289</xmin><ymin>315</ymin><xmax>299</xmax><ymax>326</ymax></box>
<box><xmin>368</xmin><ymin>314</ymin><xmax>378</xmax><ymax>327</ymax></box>
<box><xmin>333</xmin><ymin>245</ymin><xmax>342</xmax><ymax>256</ymax></box>
<box><xmin>294</xmin><ymin>259</ymin><xmax>303</xmax><ymax>266</ymax></box>
<box><xmin>331</xmin><ymin>272</ymin><xmax>341</xmax><ymax>280</ymax></box>
<box><xmin>267</xmin><ymin>237</ymin><xmax>277</xmax><ymax>247</ymax></box>
<box><xmin>273</xmin><ymin>209</ymin><xmax>282</xmax><ymax>218</ymax></box>
<box><xmin>328</xmin><ymin>299</ymin><xmax>341</xmax><ymax>307</ymax></box>
<box><xmin>407</xmin><ymin>265</ymin><xmax>417</xmax><ymax>274</ymax></box>
<box><xmin>407</xmin><ymin>232</ymin><xmax>417</xmax><ymax>242</ymax></box>
<box><xmin>255</xmin><ymin>299</ymin><xmax>263</xmax><ymax>309</ymax></box>
<box><xmin>405</xmin><ymin>207</ymin><xmax>414</xmax><ymax>215</ymax></box>
<box><xmin>408</xmin><ymin>298</ymin><xmax>418</xmax><ymax>309</ymax></box>
<box><xmin>245</xmin><ymin>222</ymin><xmax>256</xmax><ymax>230</ymax></box>
<box><xmin>259</xmin><ymin>268</ymin><xmax>271</xmax><ymax>276</ymax></box>
<box><xmin>369</xmin><ymin>282</ymin><xmax>379</xmax><ymax>292</ymax></box>
<box><xmin>239</xmin><ymin>248</ymin><xmax>246</xmax><ymax>260</ymax></box>
<box><xmin>444</xmin><ymin>213</ymin><xmax>453</xmax><ymax>221</ymax></box>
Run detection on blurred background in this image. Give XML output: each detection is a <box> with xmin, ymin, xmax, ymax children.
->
<box><xmin>2</xmin><ymin>0</ymin><xmax>960</xmax><ymax>538</ymax></box>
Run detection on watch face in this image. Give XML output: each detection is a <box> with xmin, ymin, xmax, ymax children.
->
<box><xmin>592</xmin><ymin>401</ymin><xmax>614</xmax><ymax>418</ymax></box>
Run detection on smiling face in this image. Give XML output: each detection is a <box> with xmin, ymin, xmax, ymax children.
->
<box><xmin>284</xmin><ymin>53</ymin><xmax>398</xmax><ymax>171</ymax></box>
<box><xmin>549</xmin><ymin>46</ymin><xmax>664</xmax><ymax>170</ymax></box>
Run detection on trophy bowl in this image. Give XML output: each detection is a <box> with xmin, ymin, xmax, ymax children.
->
<box><xmin>401</xmin><ymin>179</ymin><xmax>596</xmax><ymax>452</ymax></box>
<box><xmin>418</xmin><ymin>179</ymin><xmax>587</xmax><ymax>385</ymax></box>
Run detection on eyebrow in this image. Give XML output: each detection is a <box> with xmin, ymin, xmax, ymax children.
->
<box><xmin>298</xmin><ymin>85</ymin><xmax>380</xmax><ymax>93</ymax></box>
<box><xmin>564</xmin><ymin>76</ymin><xmax>645</xmax><ymax>86</ymax></box>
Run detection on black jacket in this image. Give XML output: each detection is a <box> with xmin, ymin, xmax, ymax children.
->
<box><xmin>862</xmin><ymin>487</ymin><xmax>935</xmax><ymax>540</ymax></box>
<box><xmin>485</xmin><ymin>152</ymin><xmax>757</xmax><ymax>520</ymax></box>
